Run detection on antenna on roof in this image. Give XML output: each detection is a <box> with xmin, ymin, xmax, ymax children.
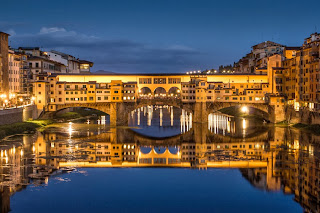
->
<box><xmin>315</xmin><ymin>25</ymin><xmax>317</xmax><ymax>33</ymax></box>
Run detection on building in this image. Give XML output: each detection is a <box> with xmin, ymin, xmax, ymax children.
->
<box><xmin>0</xmin><ymin>32</ymin><xmax>9</xmax><ymax>101</ymax></box>
<box><xmin>46</xmin><ymin>50</ymin><xmax>93</xmax><ymax>74</ymax></box>
<box><xmin>282</xmin><ymin>33</ymin><xmax>320</xmax><ymax>110</ymax></box>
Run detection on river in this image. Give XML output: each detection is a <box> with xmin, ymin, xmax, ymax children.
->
<box><xmin>0</xmin><ymin>106</ymin><xmax>319</xmax><ymax>212</ymax></box>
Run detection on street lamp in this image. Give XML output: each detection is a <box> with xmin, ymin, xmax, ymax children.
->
<box><xmin>241</xmin><ymin>106</ymin><xmax>248</xmax><ymax>113</ymax></box>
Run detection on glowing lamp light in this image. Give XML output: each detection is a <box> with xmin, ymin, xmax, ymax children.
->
<box><xmin>241</xmin><ymin>106</ymin><xmax>248</xmax><ymax>113</ymax></box>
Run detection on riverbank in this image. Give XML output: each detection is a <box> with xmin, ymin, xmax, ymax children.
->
<box><xmin>0</xmin><ymin>120</ymin><xmax>53</xmax><ymax>140</ymax></box>
<box><xmin>292</xmin><ymin>123</ymin><xmax>320</xmax><ymax>135</ymax></box>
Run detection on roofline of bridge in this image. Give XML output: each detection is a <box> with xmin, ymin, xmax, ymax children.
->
<box><xmin>49</xmin><ymin>73</ymin><xmax>268</xmax><ymax>77</ymax></box>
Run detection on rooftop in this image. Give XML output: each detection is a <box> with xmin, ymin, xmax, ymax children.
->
<box><xmin>49</xmin><ymin>73</ymin><xmax>268</xmax><ymax>77</ymax></box>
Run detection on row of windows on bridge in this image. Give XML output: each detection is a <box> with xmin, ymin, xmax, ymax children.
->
<box><xmin>43</xmin><ymin>84</ymin><xmax>136</xmax><ymax>89</ymax></box>
<box><xmin>64</xmin><ymin>90</ymin><xmax>135</xmax><ymax>95</ymax></box>
<box><xmin>139</xmin><ymin>78</ymin><xmax>181</xmax><ymax>84</ymax></box>
<box><xmin>64</xmin><ymin>96</ymin><xmax>136</xmax><ymax>102</ymax></box>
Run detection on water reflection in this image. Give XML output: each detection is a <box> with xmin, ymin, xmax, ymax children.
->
<box><xmin>0</xmin><ymin>121</ymin><xmax>319</xmax><ymax>212</ymax></box>
<box><xmin>128</xmin><ymin>105</ymin><xmax>192</xmax><ymax>137</ymax></box>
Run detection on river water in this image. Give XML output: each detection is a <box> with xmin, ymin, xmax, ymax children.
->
<box><xmin>1</xmin><ymin>106</ymin><xmax>319</xmax><ymax>212</ymax></box>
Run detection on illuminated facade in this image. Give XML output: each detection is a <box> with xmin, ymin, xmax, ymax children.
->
<box><xmin>282</xmin><ymin>33</ymin><xmax>320</xmax><ymax>111</ymax></box>
<box><xmin>0</xmin><ymin>32</ymin><xmax>9</xmax><ymax>99</ymax></box>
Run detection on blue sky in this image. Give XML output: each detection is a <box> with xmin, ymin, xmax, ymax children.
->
<box><xmin>1</xmin><ymin>0</ymin><xmax>320</xmax><ymax>73</ymax></box>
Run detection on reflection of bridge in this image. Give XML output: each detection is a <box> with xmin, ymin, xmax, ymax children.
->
<box><xmin>1</xmin><ymin>125</ymin><xmax>318</xmax><ymax>213</ymax></box>
<box><xmin>51</xmin><ymin>122</ymin><xmax>271</xmax><ymax>168</ymax></box>
<box><xmin>36</xmin><ymin>73</ymin><xmax>286</xmax><ymax>125</ymax></box>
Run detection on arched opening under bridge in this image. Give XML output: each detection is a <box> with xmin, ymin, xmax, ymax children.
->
<box><xmin>128</xmin><ymin>105</ymin><xmax>193</xmax><ymax>138</ymax></box>
<box><xmin>154</xmin><ymin>87</ymin><xmax>166</xmax><ymax>97</ymax></box>
<box><xmin>139</xmin><ymin>87</ymin><xmax>152</xmax><ymax>98</ymax></box>
<box><xmin>54</xmin><ymin>106</ymin><xmax>110</xmax><ymax>124</ymax></box>
<box><xmin>168</xmin><ymin>87</ymin><xmax>181</xmax><ymax>98</ymax></box>
<box><xmin>216</xmin><ymin>105</ymin><xmax>269</xmax><ymax>122</ymax></box>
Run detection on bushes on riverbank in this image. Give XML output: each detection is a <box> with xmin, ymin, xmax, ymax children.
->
<box><xmin>0</xmin><ymin>120</ymin><xmax>53</xmax><ymax>140</ymax></box>
<box><xmin>293</xmin><ymin>123</ymin><xmax>320</xmax><ymax>135</ymax></box>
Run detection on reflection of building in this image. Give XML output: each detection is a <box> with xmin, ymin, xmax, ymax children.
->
<box><xmin>0</xmin><ymin>122</ymin><xmax>319</xmax><ymax>212</ymax></box>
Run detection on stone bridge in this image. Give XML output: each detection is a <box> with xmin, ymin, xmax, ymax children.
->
<box><xmin>42</xmin><ymin>98</ymin><xmax>284</xmax><ymax>125</ymax></box>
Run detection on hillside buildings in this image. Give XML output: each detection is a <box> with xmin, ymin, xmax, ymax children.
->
<box><xmin>216</xmin><ymin>33</ymin><xmax>320</xmax><ymax>111</ymax></box>
<box><xmin>0</xmin><ymin>32</ymin><xmax>93</xmax><ymax>107</ymax></box>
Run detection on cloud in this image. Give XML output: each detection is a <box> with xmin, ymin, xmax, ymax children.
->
<box><xmin>10</xmin><ymin>27</ymin><xmax>204</xmax><ymax>73</ymax></box>
<box><xmin>39</xmin><ymin>27</ymin><xmax>67</xmax><ymax>34</ymax></box>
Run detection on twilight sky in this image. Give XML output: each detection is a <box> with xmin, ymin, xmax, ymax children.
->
<box><xmin>1</xmin><ymin>0</ymin><xmax>320</xmax><ymax>73</ymax></box>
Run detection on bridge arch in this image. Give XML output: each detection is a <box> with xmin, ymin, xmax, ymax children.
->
<box><xmin>206</xmin><ymin>102</ymin><xmax>271</xmax><ymax>121</ymax></box>
<box><xmin>139</xmin><ymin>87</ymin><xmax>152</xmax><ymax>96</ymax></box>
<box><xmin>154</xmin><ymin>87</ymin><xmax>166</xmax><ymax>97</ymax></box>
<box><xmin>42</xmin><ymin>103</ymin><xmax>117</xmax><ymax>124</ymax></box>
<box><xmin>168</xmin><ymin>87</ymin><xmax>180</xmax><ymax>96</ymax></box>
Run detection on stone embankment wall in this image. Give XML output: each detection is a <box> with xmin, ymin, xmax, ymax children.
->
<box><xmin>286</xmin><ymin>106</ymin><xmax>320</xmax><ymax>125</ymax></box>
<box><xmin>0</xmin><ymin>105</ymin><xmax>37</xmax><ymax>125</ymax></box>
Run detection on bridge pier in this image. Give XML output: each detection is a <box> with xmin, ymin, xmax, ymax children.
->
<box><xmin>268</xmin><ymin>104</ymin><xmax>286</xmax><ymax>123</ymax></box>
<box><xmin>193</xmin><ymin>102</ymin><xmax>208</xmax><ymax>123</ymax></box>
<box><xmin>110</xmin><ymin>102</ymin><xmax>135</xmax><ymax>126</ymax></box>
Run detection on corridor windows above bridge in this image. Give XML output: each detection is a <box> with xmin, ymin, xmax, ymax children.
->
<box><xmin>168</xmin><ymin>78</ymin><xmax>181</xmax><ymax>84</ymax></box>
<box><xmin>139</xmin><ymin>78</ymin><xmax>152</xmax><ymax>84</ymax></box>
<box><xmin>154</xmin><ymin>78</ymin><xmax>166</xmax><ymax>84</ymax></box>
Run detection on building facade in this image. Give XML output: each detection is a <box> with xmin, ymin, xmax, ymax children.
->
<box><xmin>0</xmin><ymin>32</ymin><xmax>9</xmax><ymax>100</ymax></box>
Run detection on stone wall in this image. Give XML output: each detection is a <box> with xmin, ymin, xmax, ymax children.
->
<box><xmin>286</xmin><ymin>106</ymin><xmax>320</xmax><ymax>125</ymax></box>
<box><xmin>0</xmin><ymin>105</ymin><xmax>37</xmax><ymax>125</ymax></box>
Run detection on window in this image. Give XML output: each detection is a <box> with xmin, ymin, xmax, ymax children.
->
<box><xmin>154</xmin><ymin>78</ymin><xmax>166</xmax><ymax>84</ymax></box>
<box><xmin>168</xmin><ymin>78</ymin><xmax>181</xmax><ymax>84</ymax></box>
<box><xmin>38</xmin><ymin>84</ymin><xmax>41</xmax><ymax>87</ymax></box>
<box><xmin>139</xmin><ymin>78</ymin><xmax>152</xmax><ymax>84</ymax></box>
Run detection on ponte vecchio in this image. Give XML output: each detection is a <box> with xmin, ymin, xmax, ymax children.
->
<box><xmin>34</xmin><ymin>72</ymin><xmax>286</xmax><ymax>125</ymax></box>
